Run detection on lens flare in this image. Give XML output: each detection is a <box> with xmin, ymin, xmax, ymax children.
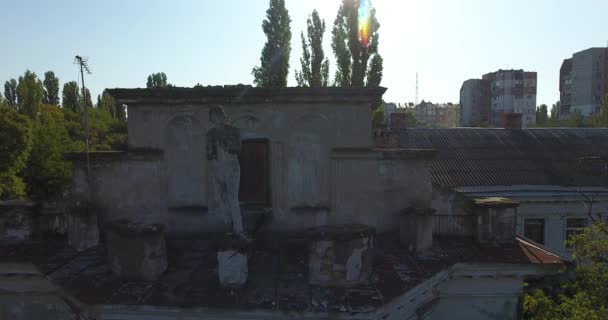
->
<box><xmin>358</xmin><ymin>0</ymin><xmax>372</xmax><ymax>47</ymax></box>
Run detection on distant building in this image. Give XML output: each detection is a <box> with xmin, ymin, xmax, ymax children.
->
<box><xmin>460</xmin><ymin>69</ymin><xmax>537</xmax><ymax>128</ymax></box>
<box><xmin>460</xmin><ymin>79</ymin><xmax>490</xmax><ymax>127</ymax></box>
<box><xmin>382</xmin><ymin>102</ymin><xmax>397</xmax><ymax>125</ymax></box>
<box><xmin>415</xmin><ymin>102</ymin><xmax>460</xmax><ymax>128</ymax></box>
<box><xmin>560</xmin><ymin>47</ymin><xmax>608</xmax><ymax>119</ymax></box>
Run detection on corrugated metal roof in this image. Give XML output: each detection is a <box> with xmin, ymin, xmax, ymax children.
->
<box><xmin>397</xmin><ymin>128</ymin><xmax>608</xmax><ymax>188</ymax></box>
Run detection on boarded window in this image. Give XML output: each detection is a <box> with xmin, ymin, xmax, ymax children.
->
<box><xmin>239</xmin><ymin>139</ymin><xmax>270</xmax><ymax>206</ymax></box>
<box><xmin>524</xmin><ymin>218</ymin><xmax>545</xmax><ymax>244</ymax></box>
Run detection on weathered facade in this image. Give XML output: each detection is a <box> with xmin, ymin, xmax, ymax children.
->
<box><xmin>68</xmin><ymin>86</ymin><xmax>434</xmax><ymax>235</ymax></box>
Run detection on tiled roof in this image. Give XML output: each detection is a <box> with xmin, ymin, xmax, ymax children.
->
<box><xmin>397</xmin><ymin>128</ymin><xmax>608</xmax><ymax>188</ymax></box>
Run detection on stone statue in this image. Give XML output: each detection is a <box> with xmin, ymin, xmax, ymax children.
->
<box><xmin>206</xmin><ymin>105</ymin><xmax>244</xmax><ymax>234</ymax></box>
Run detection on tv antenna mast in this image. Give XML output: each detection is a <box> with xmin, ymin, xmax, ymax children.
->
<box><xmin>415</xmin><ymin>72</ymin><xmax>419</xmax><ymax>105</ymax></box>
<box><xmin>74</xmin><ymin>55</ymin><xmax>92</xmax><ymax>198</ymax></box>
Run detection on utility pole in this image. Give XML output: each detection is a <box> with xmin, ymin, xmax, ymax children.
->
<box><xmin>74</xmin><ymin>55</ymin><xmax>92</xmax><ymax>201</ymax></box>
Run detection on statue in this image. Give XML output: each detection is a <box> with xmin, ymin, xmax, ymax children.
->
<box><xmin>206</xmin><ymin>105</ymin><xmax>243</xmax><ymax>234</ymax></box>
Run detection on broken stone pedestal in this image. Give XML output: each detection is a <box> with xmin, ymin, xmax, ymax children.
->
<box><xmin>217</xmin><ymin>234</ymin><xmax>251</xmax><ymax>288</ymax></box>
<box><xmin>400</xmin><ymin>207</ymin><xmax>435</xmax><ymax>255</ymax></box>
<box><xmin>307</xmin><ymin>224</ymin><xmax>375</xmax><ymax>287</ymax></box>
<box><xmin>105</xmin><ymin>219</ymin><xmax>167</xmax><ymax>281</ymax></box>
<box><xmin>67</xmin><ymin>203</ymin><xmax>99</xmax><ymax>252</ymax></box>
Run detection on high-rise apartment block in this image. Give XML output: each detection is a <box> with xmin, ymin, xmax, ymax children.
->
<box><xmin>560</xmin><ymin>47</ymin><xmax>608</xmax><ymax>119</ymax></box>
<box><xmin>460</xmin><ymin>70</ymin><xmax>537</xmax><ymax>128</ymax></box>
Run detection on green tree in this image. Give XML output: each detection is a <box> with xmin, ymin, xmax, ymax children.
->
<box><xmin>22</xmin><ymin>105</ymin><xmax>72</xmax><ymax>201</ymax></box>
<box><xmin>43</xmin><ymin>71</ymin><xmax>60</xmax><ymax>105</ymax></box>
<box><xmin>567</xmin><ymin>109</ymin><xmax>586</xmax><ymax>127</ymax></box>
<box><xmin>16</xmin><ymin>70</ymin><xmax>44</xmax><ymax>118</ymax></box>
<box><xmin>591</xmin><ymin>95</ymin><xmax>608</xmax><ymax>128</ymax></box>
<box><xmin>82</xmin><ymin>88</ymin><xmax>94</xmax><ymax>110</ymax></box>
<box><xmin>536</xmin><ymin>104</ymin><xmax>549</xmax><ymax>125</ymax></box>
<box><xmin>0</xmin><ymin>106</ymin><xmax>32</xmax><ymax>200</ymax></box>
<box><xmin>96</xmin><ymin>90</ymin><xmax>124</xmax><ymax>121</ymax></box>
<box><xmin>146</xmin><ymin>72</ymin><xmax>169</xmax><ymax>88</ymax></box>
<box><xmin>524</xmin><ymin>223</ymin><xmax>608</xmax><ymax>319</ymax></box>
<box><xmin>63</xmin><ymin>107</ymin><xmax>127</xmax><ymax>152</ymax></box>
<box><xmin>252</xmin><ymin>0</ymin><xmax>292</xmax><ymax>87</ymax></box>
<box><xmin>295</xmin><ymin>10</ymin><xmax>330</xmax><ymax>87</ymax></box>
<box><xmin>4</xmin><ymin>79</ymin><xmax>17</xmax><ymax>107</ymax></box>
<box><xmin>62</xmin><ymin>81</ymin><xmax>80</xmax><ymax>112</ymax></box>
<box><xmin>366</xmin><ymin>53</ymin><xmax>383</xmax><ymax>87</ymax></box>
<box><xmin>550</xmin><ymin>101</ymin><xmax>560</xmax><ymax>122</ymax></box>
<box><xmin>331</xmin><ymin>0</ymin><xmax>382</xmax><ymax>87</ymax></box>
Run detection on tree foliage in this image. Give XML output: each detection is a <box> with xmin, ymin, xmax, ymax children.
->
<box><xmin>295</xmin><ymin>10</ymin><xmax>329</xmax><ymax>87</ymax></box>
<box><xmin>331</xmin><ymin>0</ymin><xmax>382</xmax><ymax>87</ymax></box>
<box><xmin>16</xmin><ymin>70</ymin><xmax>44</xmax><ymax>119</ymax></box>
<box><xmin>371</xmin><ymin>106</ymin><xmax>385</xmax><ymax>127</ymax></box>
<box><xmin>524</xmin><ymin>223</ymin><xmax>608</xmax><ymax>319</ymax></box>
<box><xmin>62</xmin><ymin>81</ymin><xmax>80</xmax><ymax>113</ymax></box>
<box><xmin>43</xmin><ymin>71</ymin><xmax>60</xmax><ymax>105</ymax></box>
<box><xmin>22</xmin><ymin>105</ymin><xmax>72</xmax><ymax>201</ymax></box>
<box><xmin>97</xmin><ymin>90</ymin><xmax>125</xmax><ymax>122</ymax></box>
<box><xmin>0</xmin><ymin>106</ymin><xmax>32</xmax><ymax>200</ymax></box>
<box><xmin>4</xmin><ymin>79</ymin><xmax>17</xmax><ymax>107</ymax></box>
<box><xmin>146</xmin><ymin>72</ymin><xmax>169</xmax><ymax>88</ymax></box>
<box><xmin>536</xmin><ymin>104</ymin><xmax>549</xmax><ymax>125</ymax></box>
<box><xmin>550</xmin><ymin>102</ymin><xmax>560</xmax><ymax>121</ymax></box>
<box><xmin>252</xmin><ymin>0</ymin><xmax>292</xmax><ymax>87</ymax></box>
<box><xmin>591</xmin><ymin>95</ymin><xmax>608</xmax><ymax>128</ymax></box>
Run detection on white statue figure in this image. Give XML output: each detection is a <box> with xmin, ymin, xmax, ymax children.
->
<box><xmin>206</xmin><ymin>105</ymin><xmax>243</xmax><ymax>234</ymax></box>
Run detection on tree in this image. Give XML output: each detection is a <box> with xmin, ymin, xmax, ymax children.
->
<box><xmin>43</xmin><ymin>71</ymin><xmax>60</xmax><ymax>105</ymax></box>
<box><xmin>591</xmin><ymin>95</ymin><xmax>608</xmax><ymax>128</ymax></box>
<box><xmin>366</xmin><ymin>53</ymin><xmax>383</xmax><ymax>87</ymax></box>
<box><xmin>82</xmin><ymin>88</ymin><xmax>94</xmax><ymax>110</ymax></box>
<box><xmin>550</xmin><ymin>101</ymin><xmax>560</xmax><ymax>122</ymax></box>
<box><xmin>62</xmin><ymin>81</ymin><xmax>80</xmax><ymax>112</ymax></box>
<box><xmin>0</xmin><ymin>106</ymin><xmax>32</xmax><ymax>200</ymax></box>
<box><xmin>146</xmin><ymin>72</ymin><xmax>169</xmax><ymax>88</ymax></box>
<box><xmin>4</xmin><ymin>79</ymin><xmax>17</xmax><ymax>107</ymax></box>
<box><xmin>252</xmin><ymin>0</ymin><xmax>292</xmax><ymax>87</ymax></box>
<box><xmin>536</xmin><ymin>104</ymin><xmax>549</xmax><ymax>125</ymax></box>
<box><xmin>22</xmin><ymin>105</ymin><xmax>72</xmax><ymax>201</ymax></box>
<box><xmin>567</xmin><ymin>109</ymin><xmax>586</xmax><ymax>127</ymax></box>
<box><xmin>96</xmin><ymin>90</ymin><xmax>125</xmax><ymax>122</ymax></box>
<box><xmin>295</xmin><ymin>10</ymin><xmax>329</xmax><ymax>87</ymax></box>
<box><xmin>331</xmin><ymin>0</ymin><xmax>382</xmax><ymax>87</ymax></box>
<box><xmin>524</xmin><ymin>222</ymin><xmax>608</xmax><ymax>319</ymax></box>
<box><xmin>16</xmin><ymin>70</ymin><xmax>44</xmax><ymax>119</ymax></box>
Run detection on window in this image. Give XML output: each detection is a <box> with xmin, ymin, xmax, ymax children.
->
<box><xmin>565</xmin><ymin>218</ymin><xmax>587</xmax><ymax>249</ymax></box>
<box><xmin>524</xmin><ymin>218</ymin><xmax>545</xmax><ymax>244</ymax></box>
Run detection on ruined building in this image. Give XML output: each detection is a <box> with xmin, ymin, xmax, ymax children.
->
<box><xmin>1</xmin><ymin>86</ymin><xmax>566</xmax><ymax>320</ymax></box>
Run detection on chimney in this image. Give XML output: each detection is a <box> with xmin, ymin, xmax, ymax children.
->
<box><xmin>501</xmin><ymin>113</ymin><xmax>523</xmax><ymax>129</ymax></box>
<box><xmin>472</xmin><ymin>197</ymin><xmax>519</xmax><ymax>246</ymax></box>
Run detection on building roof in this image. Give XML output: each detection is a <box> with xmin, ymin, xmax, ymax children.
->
<box><xmin>1</xmin><ymin>234</ymin><xmax>564</xmax><ymax>314</ymax></box>
<box><xmin>397</xmin><ymin>128</ymin><xmax>608</xmax><ymax>189</ymax></box>
<box><xmin>107</xmin><ymin>86</ymin><xmax>387</xmax><ymax>105</ymax></box>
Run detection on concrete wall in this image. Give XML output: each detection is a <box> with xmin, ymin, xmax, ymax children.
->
<box><xmin>428</xmin><ymin>278</ymin><xmax>521</xmax><ymax>320</ymax></box>
<box><xmin>71</xmin><ymin>102</ymin><xmax>434</xmax><ymax>234</ymax></box>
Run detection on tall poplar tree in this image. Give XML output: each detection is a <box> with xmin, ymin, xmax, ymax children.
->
<box><xmin>4</xmin><ymin>79</ymin><xmax>17</xmax><ymax>107</ymax></box>
<box><xmin>252</xmin><ymin>0</ymin><xmax>292</xmax><ymax>87</ymax></box>
<box><xmin>295</xmin><ymin>10</ymin><xmax>330</xmax><ymax>87</ymax></box>
<box><xmin>43</xmin><ymin>71</ymin><xmax>60</xmax><ymax>105</ymax></box>
<box><xmin>16</xmin><ymin>70</ymin><xmax>44</xmax><ymax>119</ymax></box>
<box><xmin>331</xmin><ymin>0</ymin><xmax>383</xmax><ymax>87</ymax></box>
<box><xmin>62</xmin><ymin>81</ymin><xmax>81</xmax><ymax>113</ymax></box>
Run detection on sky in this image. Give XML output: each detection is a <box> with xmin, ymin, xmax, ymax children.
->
<box><xmin>0</xmin><ymin>0</ymin><xmax>606</xmax><ymax>107</ymax></box>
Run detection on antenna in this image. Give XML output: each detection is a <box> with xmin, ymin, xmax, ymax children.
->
<box><xmin>415</xmin><ymin>72</ymin><xmax>419</xmax><ymax>105</ymax></box>
<box><xmin>74</xmin><ymin>55</ymin><xmax>92</xmax><ymax>203</ymax></box>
